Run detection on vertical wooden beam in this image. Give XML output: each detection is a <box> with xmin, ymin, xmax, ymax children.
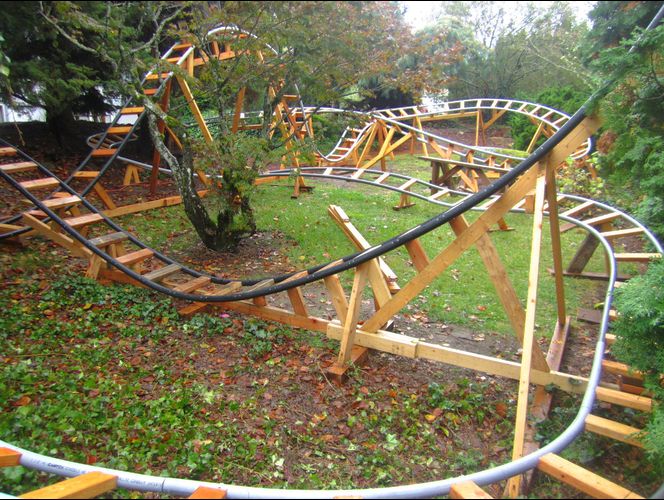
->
<box><xmin>176</xmin><ymin>76</ymin><xmax>213</xmax><ymax>144</ymax></box>
<box><xmin>231</xmin><ymin>87</ymin><xmax>246</xmax><ymax>134</ymax></box>
<box><xmin>337</xmin><ymin>263</ymin><xmax>370</xmax><ymax>365</ymax></box>
<box><xmin>544</xmin><ymin>159</ymin><xmax>566</xmax><ymax>324</ymax></box>
<box><xmin>354</xmin><ymin>123</ymin><xmax>379</xmax><ymax>168</ymax></box>
<box><xmin>507</xmin><ymin>171</ymin><xmax>547</xmax><ymax>498</ymax></box>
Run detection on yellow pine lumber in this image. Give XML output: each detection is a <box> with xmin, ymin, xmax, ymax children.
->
<box><xmin>538</xmin><ymin>453</ymin><xmax>642</xmax><ymax>499</ymax></box>
<box><xmin>19</xmin><ymin>471</ymin><xmax>117</xmax><ymax>499</ymax></box>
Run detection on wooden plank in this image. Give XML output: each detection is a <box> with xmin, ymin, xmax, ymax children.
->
<box><xmin>560</xmin><ymin>211</ymin><xmax>620</xmax><ymax>233</ymax></box>
<box><xmin>19</xmin><ymin>178</ymin><xmax>60</xmax><ymax>191</ymax></box>
<box><xmin>449</xmin><ymin>217</ymin><xmax>546</xmax><ymax>370</ymax></box>
<box><xmin>577</xmin><ymin>308</ymin><xmax>618</xmax><ymax>324</ymax></box>
<box><xmin>614</xmin><ymin>252</ymin><xmax>661</xmax><ymax>263</ymax></box>
<box><xmin>328</xmin><ymin>205</ymin><xmax>398</xmax><ymax>295</ymax></box>
<box><xmin>176</xmin><ymin>75</ymin><xmax>213</xmax><ymax>144</ymax></box>
<box><xmin>0</xmin><ymin>161</ymin><xmax>38</xmax><ymax>173</ymax></box>
<box><xmin>215</xmin><ymin>301</ymin><xmax>329</xmax><ymax>334</ymax></box>
<box><xmin>143</xmin><ymin>263</ymin><xmax>182</xmax><ymax>282</ymax></box>
<box><xmin>62</xmin><ymin>213</ymin><xmax>104</xmax><ymax>229</ymax></box>
<box><xmin>0</xmin><ymin>146</ymin><xmax>17</xmax><ymax>156</ymax></box>
<box><xmin>600</xmin><ymin>227</ymin><xmax>644</xmax><ymax>240</ymax></box>
<box><xmin>450</xmin><ymin>481</ymin><xmax>493</xmax><ymax>499</ymax></box>
<box><xmin>566</xmin><ymin>233</ymin><xmax>600</xmax><ymax>274</ymax></box>
<box><xmin>120</xmin><ymin>107</ymin><xmax>145</xmax><ymax>115</ymax></box>
<box><xmin>0</xmin><ymin>447</ymin><xmax>21</xmax><ymax>467</ymax></box>
<box><xmin>188</xmin><ymin>486</ymin><xmax>227</xmax><ymax>499</ymax></box>
<box><xmin>538</xmin><ymin>453</ymin><xmax>643</xmax><ymax>499</ymax></box>
<box><xmin>90</xmin><ymin>148</ymin><xmax>117</xmax><ymax>157</ymax></box>
<box><xmin>585</xmin><ymin>414</ymin><xmax>644</xmax><ymax>448</ymax></box>
<box><xmin>106</xmin><ymin>126</ymin><xmax>132</xmax><ymax>134</ymax></box>
<box><xmin>507</xmin><ymin>172</ymin><xmax>548</xmax><ymax>498</ymax></box>
<box><xmin>72</xmin><ymin>171</ymin><xmax>100</xmax><ymax>179</ymax></box>
<box><xmin>171</xmin><ymin>275</ymin><xmax>211</xmax><ymax>293</ymax></box>
<box><xmin>19</xmin><ymin>471</ymin><xmax>118</xmax><ymax>499</ymax></box>
<box><xmin>326</xmin><ymin>323</ymin><xmax>589</xmax><ymax>395</ymax></box>
<box><xmin>88</xmin><ymin>232</ymin><xmax>129</xmax><ymax>248</ymax></box>
<box><xmin>286</xmin><ymin>286</ymin><xmax>309</xmax><ymax>316</ymax></box>
<box><xmin>596</xmin><ymin>386</ymin><xmax>652</xmax><ymax>412</ymax></box>
<box><xmin>602</xmin><ymin>360</ymin><xmax>644</xmax><ymax>381</ymax></box>
<box><xmin>545</xmin><ymin>160</ymin><xmax>567</xmax><ymax>324</ymax></box>
<box><xmin>404</xmin><ymin>239</ymin><xmax>430</xmax><ymax>271</ymax></box>
<box><xmin>324</xmin><ymin>275</ymin><xmax>349</xmax><ymax>324</ymax></box>
<box><xmin>337</xmin><ymin>263</ymin><xmax>370</xmax><ymax>365</ymax></box>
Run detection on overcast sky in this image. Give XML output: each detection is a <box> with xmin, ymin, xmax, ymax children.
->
<box><xmin>401</xmin><ymin>1</ymin><xmax>596</xmax><ymax>30</ymax></box>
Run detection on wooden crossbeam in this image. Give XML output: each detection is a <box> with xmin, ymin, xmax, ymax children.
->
<box><xmin>21</xmin><ymin>214</ymin><xmax>92</xmax><ymax>259</ymax></box>
<box><xmin>326</xmin><ymin>323</ymin><xmax>589</xmax><ymax>395</ymax></box>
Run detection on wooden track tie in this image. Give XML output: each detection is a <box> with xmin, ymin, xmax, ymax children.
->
<box><xmin>450</xmin><ymin>481</ymin><xmax>493</xmax><ymax>499</ymax></box>
<box><xmin>0</xmin><ymin>161</ymin><xmax>39</xmax><ymax>174</ymax></box>
<box><xmin>90</xmin><ymin>148</ymin><xmax>118</xmax><ymax>157</ymax></box>
<box><xmin>19</xmin><ymin>471</ymin><xmax>118</xmax><ymax>499</ymax></box>
<box><xmin>89</xmin><ymin>232</ymin><xmax>129</xmax><ymax>248</ymax></box>
<box><xmin>0</xmin><ymin>447</ymin><xmax>21</xmax><ymax>467</ymax></box>
<box><xmin>585</xmin><ymin>414</ymin><xmax>644</xmax><ymax>448</ymax></box>
<box><xmin>19</xmin><ymin>178</ymin><xmax>60</xmax><ymax>191</ymax></box>
<box><xmin>115</xmin><ymin>248</ymin><xmax>154</xmax><ymax>266</ymax></box>
<box><xmin>188</xmin><ymin>486</ymin><xmax>227</xmax><ymax>499</ymax></box>
<box><xmin>538</xmin><ymin>453</ymin><xmax>643</xmax><ymax>499</ymax></box>
<box><xmin>0</xmin><ymin>146</ymin><xmax>17</xmax><ymax>156</ymax></box>
<box><xmin>142</xmin><ymin>263</ymin><xmax>182</xmax><ymax>282</ymax></box>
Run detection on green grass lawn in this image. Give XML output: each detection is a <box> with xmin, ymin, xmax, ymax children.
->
<box><xmin>122</xmin><ymin>154</ymin><xmax>607</xmax><ymax>337</ymax></box>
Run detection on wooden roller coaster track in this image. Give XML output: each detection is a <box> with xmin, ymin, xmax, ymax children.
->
<box><xmin>1</xmin><ymin>19</ymin><xmax>663</xmax><ymax>499</ymax></box>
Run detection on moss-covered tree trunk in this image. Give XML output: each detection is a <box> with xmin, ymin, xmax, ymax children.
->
<box><xmin>146</xmin><ymin>108</ymin><xmax>256</xmax><ymax>251</ymax></box>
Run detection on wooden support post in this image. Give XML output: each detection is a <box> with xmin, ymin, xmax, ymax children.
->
<box><xmin>507</xmin><ymin>171</ymin><xmax>547</xmax><ymax>498</ymax></box>
<box><xmin>176</xmin><ymin>76</ymin><xmax>213</xmax><ymax>144</ymax></box>
<box><xmin>545</xmin><ymin>159</ymin><xmax>567</xmax><ymax>324</ymax></box>
<box><xmin>336</xmin><ymin>263</ymin><xmax>370</xmax><ymax>366</ymax></box>
<box><xmin>286</xmin><ymin>287</ymin><xmax>308</xmax><ymax>317</ymax></box>
<box><xmin>354</xmin><ymin>123</ymin><xmax>379</xmax><ymax>168</ymax></box>
<box><xmin>405</xmin><ymin>239</ymin><xmax>430</xmax><ymax>271</ymax></box>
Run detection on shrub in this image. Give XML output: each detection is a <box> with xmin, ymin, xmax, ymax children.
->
<box><xmin>612</xmin><ymin>259</ymin><xmax>664</xmax><ymax>472</ymax></box>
